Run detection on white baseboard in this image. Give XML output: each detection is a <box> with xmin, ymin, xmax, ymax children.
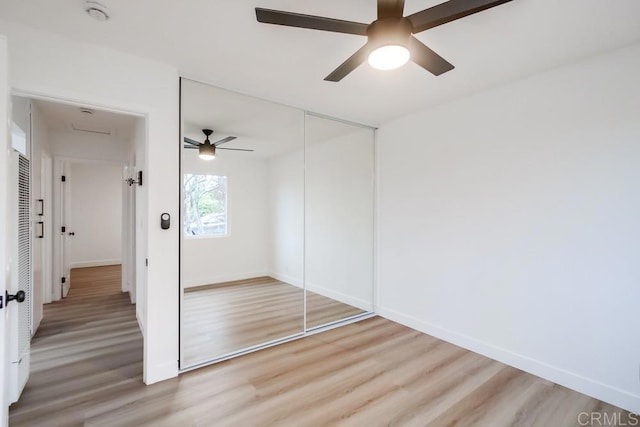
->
<box><xmin>136</xmin><ymin>310</ymin><xmax>145</xmax><ymax>338</ymax></box>
<box><xmin>144</xmin><ymin>360</ymin><xmax>178</xmax><ymax>385</ymax></box>
<box><xmin>69</xmin><ymin>259</ymin><xmax>121</xmax><ymax>269</ymax></box>
<box><xmin>182</xmin><ymin>271</ymin><xmax>270</xmax><ymax>288</ymax></box>
<box><xmin>307</xmin><ymin>282</ymin><xmax>371</xmax><ymax>311</ymax></box>
<box><xmin>31</xmin><ymin>317</ymin><xmax>41</xmax><ymax>338</ymax></box>
<box><xmin>270</xmin><ymin>272</ymin><xmax>303</xmax><ymax>288</ymax></box>
<box><xmin>375</xmin><ymin>305</ymin><xmax>640</xmax><ymax>414</ymax></box>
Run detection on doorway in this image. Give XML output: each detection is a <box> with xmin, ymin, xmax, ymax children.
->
<box><xmin>56</xmin><ymin>158</ymin><xmax>127</xmax><ymax>298</ymax></box>
<box><xmin>5</xmin><ymin>94</ymin><xmax>147</xmax><ymax>409</ymax></box>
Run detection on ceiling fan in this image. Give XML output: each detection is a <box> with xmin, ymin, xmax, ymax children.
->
<box><xmin>255</xmin><ymin>0</ymin><xmax>512</xmax><ymax>82</ymax></box>
<box><xmin>183</xmin><ymin>129</ymin><xmax>254</xmax><ymax>160</ymax></box>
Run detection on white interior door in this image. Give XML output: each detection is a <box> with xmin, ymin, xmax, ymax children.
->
<box><xmin>6</xmin><ymin>147</ymin><xmax>31</xmax><ymax>404</ymax></box>
<box><xmin>6</xmin><ymin>94</ymin><xmax>32</xmax><ymax>406</ymax></box>
<box><xmin>1</xmin><ymin>34</ymin><xmax>10</xmax><ymax>426</ymax></box>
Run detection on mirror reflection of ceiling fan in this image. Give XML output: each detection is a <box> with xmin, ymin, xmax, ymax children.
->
<box><xmin>255</xmin><ymin>0</ymin><xmax>513</xmax><ymax>82</ymax></box>
<box><xmin>183</xmin><ymin>129</ymin><xmax>254</xmax><ymax>160</ymax></box>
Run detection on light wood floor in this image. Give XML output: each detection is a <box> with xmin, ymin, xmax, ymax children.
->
<box><xmin>306</xmin><ymin>288</ymin><xmax>366</xmax><ymax>329</ymax></box>
<box><xmin>183</xmin><ymin>277</ymin><xmax>365</xmax><ymax>366</ymax></box>
<box><xmin>10</xmin><ymin>265</ymin><xmax>632</xmax><ymax>426</ymax></box>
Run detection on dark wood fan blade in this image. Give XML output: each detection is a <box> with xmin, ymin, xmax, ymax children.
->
<box><xmin>256</xmin><ymin>8</ymin><xmax>368</xmax><ymax>36</ymax></box>
<box><xmin>408</xmin><ymin>0</ymin><xmax>512</xmax><ymax>33</ymax></box>
<box><xmin>378</xmin><ymin>0</ymin><xmax>405</xmax><ymax>19</ymax></box>
<box><xmin>217</xmin><ymin>147</ymin><xmax>254</xmax><ymax>152</ymax></box>
<box><xmin>324</xmin><ymin>43</ymin><xmax>370</xmax><ymax>82</ymax></box>
<box><xmin>184</xmin><ymin>137</ymin><xmax>200</xmax><ymax>146</ymax></box>
<box><xmin>213</xmin><ymin>136</ymin><xmax>237</xmax><ymax>146</ymax></box>
<box><xmin>409</xmin><ymin>36</ymin><xmax>454</xmax><ymax>76</ymax></box>
<box><xmin>183</xmin><ymin>145</ymin><xmax>198</xmax><ymax>149</ymax></box>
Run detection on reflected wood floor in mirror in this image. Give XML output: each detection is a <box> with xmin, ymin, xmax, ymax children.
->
<box><xmin>306</xmin><ymin>291</ymin><xmax>366</xmax><ymax>329</ymax></box>
<box><xmin>182</xmin><ymin>276</ymin><xmax>365</xmax><ymax>366</ymax></box>
<box><xmin>10</xmin><ymin>266</ymin><xmax>631</xmax><ymax>426</ymax></box>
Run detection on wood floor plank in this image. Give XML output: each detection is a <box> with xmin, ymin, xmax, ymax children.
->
<box><xmin>9</xmin><ymin>265</ymin><xmax>634</xmax><ymax>426</ymax></box>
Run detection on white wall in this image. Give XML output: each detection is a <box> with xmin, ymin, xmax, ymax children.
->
<box><xmin>122</xmin><ymin>117</ymin><xmax>146</xmax><ymax>307</ymax></box>
<box><xmin>67</xmin><ymin>162</ymin><xmax>122</xmax><ymax>268</ymax></box>
<box><xmin>267</xmin><ymin>150</ymin><xmax>304</xmax><ymax>287</ymax></box>
<box><xmin>377</xmin><ymin>42</ymin><xmax>640</xmax><ymax>413</ymax></box>
<box><xmin>182</xmin><ymin>153</ymin><xmax>270</xmax><ymax>287</ymax></box>
<box><xmin>305</xmin><ymin>125</ymin><xmax>374</xmax><ymax>310</ymax></box>
<box><xmin>121</xmin><ymin>164</ymin><xmax>133</xmax><ymax>299</ymax></box>
<box><xmin>133</xmin><ymin>118</ymin><xmax>146</xmax><ymax>327</ymax></box>
<box><xmin>30</xmin><ymin>100</ymin><xmax>51</xmax><ymax>330</ymax></box>
<box><xmin>49</xmin><ymin>130</ymin><xmax>130</xmax><ymax>163</ymax></box>
<box><xmin>0</xmin><ymin>19</ymin><xmax>179</xmax><ymax>384</ymax></box>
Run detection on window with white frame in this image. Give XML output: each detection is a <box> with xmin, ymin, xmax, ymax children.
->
<box><xmin>183</xmin><ymin>174</ymin><xmax>228</xmax><ymax>237</ymax></box>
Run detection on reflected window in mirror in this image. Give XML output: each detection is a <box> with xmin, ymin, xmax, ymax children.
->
<box><xmin>183</xmin><ymin>174</ymin><xmax>228</xmax><ymax>237</ymax></box>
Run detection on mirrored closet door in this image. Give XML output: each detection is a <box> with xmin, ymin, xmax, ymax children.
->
<box><xmin>180</xmin><ymin>79</ymin><xmax>305</xmax><ymax>367</ymax></box>
<box><xmin>305</xmin><ymin>114</ymin><xmax>375</xmax><ymax>329</ymax></box>
<box><xmin>179</xmin><ymin>78</ymin><xmax>375</xmax><ymax>369</ymax></box>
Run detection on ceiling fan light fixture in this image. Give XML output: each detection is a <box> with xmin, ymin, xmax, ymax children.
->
<box><xmin>199</xmin><ymin>142</ymin><xmax>216</xmax><ymax>160</ymax></box>
<box><xmin>366</xmin><ymin>18</ymin><xmax>412</xmax><ymax>71</ymax></box>
<box><xmin>368</xmin><ymin>45</ymin><xmax>410</xmax><ymax>70</ymax></box>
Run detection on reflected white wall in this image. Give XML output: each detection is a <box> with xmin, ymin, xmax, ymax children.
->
<box><xmin>181</xmin><ymin>153</ymin><xmax>270</xmax><ymax>287</ymax></box>
<box><xmin>268</xmin><ymin>150</ymin><xmax>304</xmax><ymax>287</ymax></box>
<box><xmin>305</xmin><ymin>117</ymin><xmax>374</xmax><ymax>311</ymax></box>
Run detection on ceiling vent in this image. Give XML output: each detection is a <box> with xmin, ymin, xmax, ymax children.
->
<box><xmin>71</xmin><ymin>123</ymin><xmax>113</xmax><ymax>135</ymax></box>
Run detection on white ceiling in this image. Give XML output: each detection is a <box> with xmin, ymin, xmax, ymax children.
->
<box><xmin>182</xmin><ymin>79</ymin><xmax>372</xmax><ymax>160</ymax></box>
<box><xmin>182</xmin><ymin>79</ymin><xmax>303</xmax><ymax>159</ymax></box>
<box><xmin>32</xmin><ymin>98</ymin><xmax>138</xmax><ymax>140</ymax></box>
<box><xmin>2</xmin><ymin>0</ymin><xmax>640</xmax><ymax>126</ymax></box>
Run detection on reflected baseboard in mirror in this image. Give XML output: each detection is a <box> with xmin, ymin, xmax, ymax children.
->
<box><xmin>182</xmin><ymin>276</ymin><xmax>365</xmax><ymax>366</ymax></box>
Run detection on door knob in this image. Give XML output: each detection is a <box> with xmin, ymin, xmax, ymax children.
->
<box><xmin>68</xmin><ymin>232</ymin><xmax>75</xmax><ymax>236</ymax></box>
<box><xmin>0</xmin><ymin>290</ymin><xmax>26</xmax><ymax>309</ymax></box>
<box><xmin>7</xmin><ymin>291</ymin><xmax>26</xmax><ymax>304</ymax></box>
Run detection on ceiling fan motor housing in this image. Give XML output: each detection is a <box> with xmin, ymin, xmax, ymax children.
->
<box><xmin>367</xmin><ymin>18</ymin><xmax>413</xmax><ymax>51</ymax></box>
<box><xmin>199</xmin><ymin>140</ymin><xmax>216</xmax><ymax>158</ymax></box>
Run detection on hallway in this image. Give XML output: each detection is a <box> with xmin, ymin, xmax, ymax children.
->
<box><xmin>9</xmin><ymin>265</ymin><xmax>143</xmax><ymax>426</ymax></box>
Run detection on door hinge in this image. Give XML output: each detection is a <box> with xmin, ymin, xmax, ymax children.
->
<box><xmin>61</xmin><ymin>175</ymin><xmax>66</xmax><ymax>182</ymax></box>
<box><xmin>145</xmin><ymin>258</ymin><xmax>148</xmax><ymax>267</ymax></box>
<box><xmin>61</xmin><ymin>226</ymin><xmax>66</xmax><ymax>233</ymax></box>
<box><xmin>61</xmin><ymin>277</ymin><xmax>66</xmax><ymax>284</ymax></box>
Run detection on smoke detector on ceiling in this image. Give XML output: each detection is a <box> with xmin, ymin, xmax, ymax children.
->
<box><xmin>85</xmin><ymin>1</ymin><xmax>110</xmax><ymax>21</ymax></box>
